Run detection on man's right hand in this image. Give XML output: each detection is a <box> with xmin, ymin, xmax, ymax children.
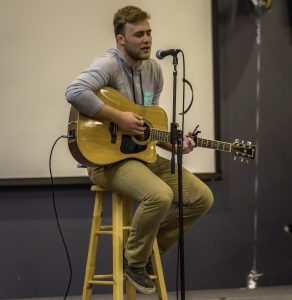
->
<box><xmin>118</xmin><ymin>111</ymin><xmax>146</xmax><ymax>136</ymax></box>
<box><xmin>93</xmin><ymin>104</ymin><xmax>146</xmax><ymax>136</ymax></box>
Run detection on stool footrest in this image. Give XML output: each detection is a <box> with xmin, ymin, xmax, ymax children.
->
<box><xmin>99</xmin><ymin>225</ymin><xmax>131</xmax><ymax>230</ymax></box>
<box><xmin>95</xmin><ymin>230</ymin><xmax>113</xmax><ymax>234</ymax></box>
<box><xmin>93</xmin><ymin>274</ymin><xmax>113</xmax><ymax>279</ymax></box>
<box><xmin>95</xmin><ymin>226</ymin><xmax>131</xmax><ymax>235</ymax></box>
<box><xmin>89</xmin><ymin>280</ymin><xmax>114</xmax><ymax>285</ymax></box>
<box><xmin>100</xmin><ymin>225</ymin><xmax>113</xmax><ymax>230</ymax></box>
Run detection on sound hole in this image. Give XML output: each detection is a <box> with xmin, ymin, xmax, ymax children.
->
<box><xmin>120</xmin><ymin>120</ymin><xmax>152</xmax><ymax>155</ymax></box>
<box><xmin>132</xmin><ymin>120</ymin><xmax>151</xmax><ymax>145</ymax></box>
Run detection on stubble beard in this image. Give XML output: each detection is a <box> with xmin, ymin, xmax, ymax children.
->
<box><xmin>125</xmin><ymin>45</ymin><xmax>151</xmax><ymax>63</ymax></box>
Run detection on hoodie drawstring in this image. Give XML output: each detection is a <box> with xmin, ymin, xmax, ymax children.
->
<box><xmin>131</xmin><ymin>67</ymin><xmax>144</xmax><ymax>106</ymax></box>
<box><xmin>139</xmin><ymin>71</ymin><xmax>144</xmax><ymax>105</ymax></box>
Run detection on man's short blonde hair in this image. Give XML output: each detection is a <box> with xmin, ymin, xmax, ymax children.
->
<box><xmin>113</xmin><ymin>6</ymin><xmax>150</xmax><ymax>36</ymax></box>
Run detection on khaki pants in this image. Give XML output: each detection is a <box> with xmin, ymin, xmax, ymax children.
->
<box><xmin>88</xmin><ymin>156</ymin><xmax>214</xmax><ymax>268</ymax></box>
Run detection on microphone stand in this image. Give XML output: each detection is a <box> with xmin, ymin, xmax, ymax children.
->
<box><xmin>170</xmin><ymin>53</ymin><xmax>185</xmax><ymax>300</ymax></box>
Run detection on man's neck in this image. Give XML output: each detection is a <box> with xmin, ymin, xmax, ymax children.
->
<box><xmin>118</xmin><ymin>47</ymin><xmax>141</xmax><ymax>68</ymax></box>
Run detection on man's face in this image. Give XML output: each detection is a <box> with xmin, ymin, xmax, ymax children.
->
<box><xmin>117</xmin><ymin>19</ymin><xmax>152</xmax><ymax>66</ymax></box>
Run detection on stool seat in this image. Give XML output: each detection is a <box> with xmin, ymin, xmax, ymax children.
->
<box><xmin>82</xmin><ymin>185</ymin><xmax>168</xmax><ymax>300</ymax></box>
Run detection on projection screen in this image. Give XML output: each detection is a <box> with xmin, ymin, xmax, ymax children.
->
<box><xmin>0</xmin><ymin>0</ymin><xmax>218</xmax><ymax>184</ymax></box>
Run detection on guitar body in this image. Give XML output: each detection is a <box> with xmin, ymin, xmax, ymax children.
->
<box><xmin>68</xmin><ymin>87</ymin><xmax>168</xmax><ymax>167</ymax></box>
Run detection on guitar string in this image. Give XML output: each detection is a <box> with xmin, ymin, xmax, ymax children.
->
<box><xmin>148</xmin><ymin>127</ymin><xmax>233</xmax><ymax>152</ymax></box>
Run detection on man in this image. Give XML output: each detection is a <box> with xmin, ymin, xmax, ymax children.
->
<box><xmin>65</xmin><ymin>5</ymin><xmax>214</xmax><ymax>295</ymax></box>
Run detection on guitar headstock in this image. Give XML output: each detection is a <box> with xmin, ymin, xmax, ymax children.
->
<box><xmin>231</xmin><ymin>139</ymin><xmax>256</xmax><ymax>162</ymax></box>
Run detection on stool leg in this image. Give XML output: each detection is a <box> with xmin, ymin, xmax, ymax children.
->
<box><xmin>112</xmin><ymin>193</ymin><xmax>124</xmax><ymax>300</ymax></box>
<box><xmin>82</xmin><ymin>192</ymin><xmax>104</xmax><ymax>300</ymax></box>
<box><xmin>123</xmin><ymin>199</ymin><xmax>137</xmax><ymax>300</ymax></box>
<box><xmin>152</xmin><ymin>240</ymin><xmax>168</xmax><ymax>300</ymax></box>
<box><xmin>125</xmin><ymin>281</ymin><xmax>137</xmax><ymax>300</ymax></box>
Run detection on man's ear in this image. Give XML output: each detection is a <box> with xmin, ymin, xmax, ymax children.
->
<box><xmin>116</xmin><ymin>34</ymin><xmax>125</xmax><ymax>46</ymax></box>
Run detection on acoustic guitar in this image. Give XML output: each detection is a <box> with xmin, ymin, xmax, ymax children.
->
<box><xmin>67</xmin><ymin>87</ymin><xmax>256</xmax><ymax>167</ymax></box>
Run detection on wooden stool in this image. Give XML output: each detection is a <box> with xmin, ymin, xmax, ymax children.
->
<box><xmin>82</xmin><ymin>185</ymin><xmax>168</xmax><ymax>300</ymax></box>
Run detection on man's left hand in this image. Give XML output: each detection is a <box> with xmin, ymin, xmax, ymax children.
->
<box><xmin>182</xmin><ymin>135</ymin><xmax>196</xmax><ymax>154</ymax></box>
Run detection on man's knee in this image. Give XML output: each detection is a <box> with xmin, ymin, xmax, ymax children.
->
<box><xmin>186</xmin><ymin>181</ymin><xmax>214</xmax><ymax>214</ymax></box>
<box><xmin>144</xmin><ymin>184</ymin><xmax>173</xmax><ymax>212</ymax></box>
<box><xmin>203</xmin><ymin>187</ymin><xmax>214</xmax><ymax>212</ymax></box>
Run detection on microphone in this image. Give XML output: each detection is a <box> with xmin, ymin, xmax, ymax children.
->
<box><xmin>156</xmin><ymin>49</ymin><xmax>181</xmax><ymax>59</ymax></box>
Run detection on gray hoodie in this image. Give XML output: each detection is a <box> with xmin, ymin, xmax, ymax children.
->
<box><xmin>65</xmin><ymin>48</ymin><xmax>164</xmax><ymax>116</ymax></box>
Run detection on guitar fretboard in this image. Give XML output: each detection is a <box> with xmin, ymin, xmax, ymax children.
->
<box><xmin>149</xmin><ymin>129</ymin><xmax>231</xmax><ymax>153</ymax></box>
<box><xmin>150</xmin><ymin>129</ymin><xmax>169</xmax><ymax>143</ymax></box>
<box><xmin>196</xmin><ymin>138</ymin><xmax>231</xmax><ymax>152</ymax></box>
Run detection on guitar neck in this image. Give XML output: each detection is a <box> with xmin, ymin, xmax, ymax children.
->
<box><xmin>196</xmin><ymin>137</ymin><xmax>231</xmax><ymax>153</ymax></box>
<box><xmin>150</xmin><ymin>129</ymin><xmax>232</xmax><ymax>153</ymax></box>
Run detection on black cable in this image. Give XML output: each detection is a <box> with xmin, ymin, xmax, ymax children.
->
<box><xmin>180</xmin><ymin>50</ymin><xmax>186</xmax><ymax>135</ymax></box>
<box><xmin>179</xmin><ymin>51</ymin><xmax>195</xmax><ymax>122</ymax></box>
<box><xmin>49</xmin><ymin>135</ymin><xmax>73</xmax><ymax>300</ymax></box>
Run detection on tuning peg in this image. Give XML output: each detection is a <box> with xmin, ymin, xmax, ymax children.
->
<box><xmin>241</xmin><ymin>140</ymin><xmax>245</xmax><ymax>144</ymax></box>
<box><xmin>235</xmin><ymin>139</ymin><xmax>239</xmax><ymax>143</ymax></box>
<box><xmin>193</xmin><ymin>124</ymin><xmax>200</xmax><ymax>132</ymax></box>
<box><xmin>240</xmin><ymin>158</ymin><xmax>244</xmax><ymax>162</ymax></box>
<box><xmin>192</xmin><ymin>125</ymin><xmax>201</xmax><ymax>138</ymax></box>
<box><xmin>247</xmin><ymin>141</ymin><xmax>252</xmax><ymax>145</ymax></box>
<box><xmin>234</xmin><ymin>156</ymin><xmax>237</xmax><ymax>161</ymax></box>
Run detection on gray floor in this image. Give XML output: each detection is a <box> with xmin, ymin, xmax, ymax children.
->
<box><xmin>12</xmin><ymin>285</ymin><xmax>292</xmax><ymax>300</ymax></box>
